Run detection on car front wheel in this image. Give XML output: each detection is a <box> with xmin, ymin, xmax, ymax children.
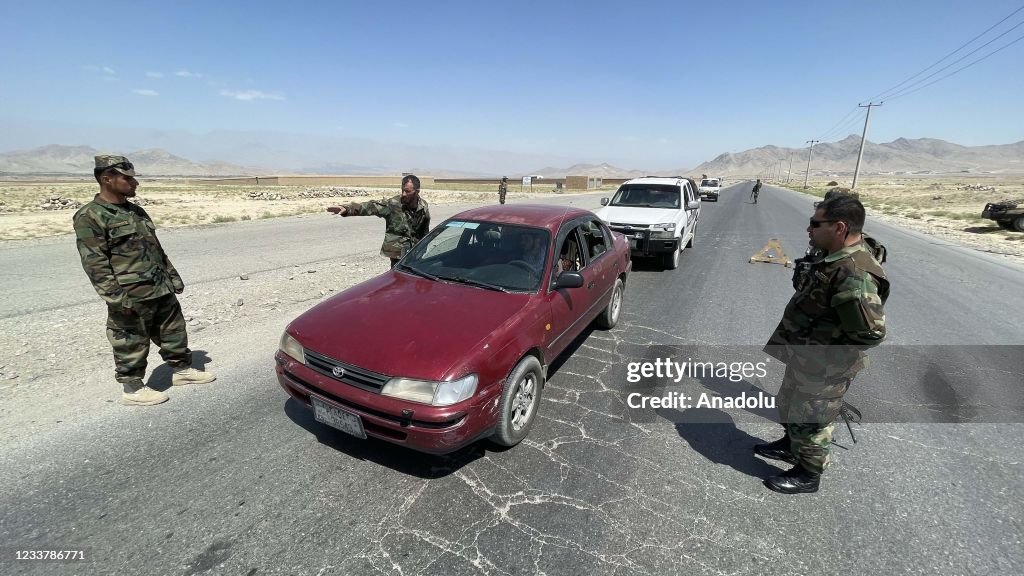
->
<box><xmin>1014</xmin><ymin>216</ymin><xmax>1024</xmax><ymax>232</ymax></box>
<box><xmin>492</xmin><ymin>355</ymin><xmax>544</xmax><ymax>447</ymax></box>
<box><xmin>663</xmin><ymin>242</ymin><xmax>680</xmax><ymax>269</ymax></box>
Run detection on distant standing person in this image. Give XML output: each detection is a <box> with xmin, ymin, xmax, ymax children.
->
<box><xmin>758</xmin><ymin>195</ymin><xmax>889</xmax><ymax>494</ymax></box>
<box><xmin>751</xmin><ymin>179</ymin><xmax>762</xmax><ymax>203</ymax></box>
<box><xmin>327</xmin><ymin>174</ymin><xmax>430</xmax><ymax>268</ymax></box>
<box><xmin>498</xmin><ymin>176</ymin><xmax>509</xmax><ymax>205</ymax></box>
<box><xmin>73</xmin><ymin>155</ymin><xmax>215</xmax><ymax>406</ymax></box>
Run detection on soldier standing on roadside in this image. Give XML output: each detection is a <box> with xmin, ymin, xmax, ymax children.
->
<box><xmin>327</xmin><ymin>174</ymin><xmax>430</xmax><ymax>268</ymax></box>
<box><xmin>498</xmin><ymin>176</ymin><xmax>509</xmax><ymax>205</ymax></box>
<box><xmin>758</xmin><ymin>195</ymin><xmax>889</xmax><ymax>494</ymax></box>
<box><xmin>73</xmin><ymin>155</ymin><xmax>215</xmax><ymax>406</ymax></box>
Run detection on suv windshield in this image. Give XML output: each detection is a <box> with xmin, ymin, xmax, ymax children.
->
<box><xmin>700</xmin><ymin>179</ymin><xmax>719</xmax><ymax>187</ymax></box>
<box><xmin>609</xmin><ymin>184</ymin><xmax>681</xmax><ymax>208</ymax></box>
<box><xmin>402</xmin><ymin>220</ymin><xmax>551</xmax><ymax>292</ymax></box>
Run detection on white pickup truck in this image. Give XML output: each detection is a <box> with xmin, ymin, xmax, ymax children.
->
<box><xmin>698</xmin><ymin>178</ymin><xmax>722</xmax><ymax>201</ymax></box>
<box><xmin>593</xmin><ymin>176</ymin><xmax>700</xmax><ymax>270</ymax></box>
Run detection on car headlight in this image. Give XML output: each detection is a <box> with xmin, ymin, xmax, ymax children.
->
<box><xmin>279</xmin><ymin>332</ymin><xmax>306</xmax><ymax>364</ymax></box>
<box><xmin>650</xmin><ymin>223</ymin><xmax>675</xmax><ymax>239</ymax></box>
<box><xmin>382</xmin><ymin>374</ymin><xmax>479</xmax><ymax>406</ymax></box>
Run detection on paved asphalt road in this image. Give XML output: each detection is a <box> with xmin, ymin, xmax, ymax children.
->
<box><xmin>2</xmin><ymin>185</ymin><xmax>1022</xmax><ymax>575</ymax></box>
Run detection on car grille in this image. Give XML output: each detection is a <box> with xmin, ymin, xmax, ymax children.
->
<box><xmin>608</xmin><ymin>222</ymin><xmax>650</xmax><ymax>230</ymax></box>
<box><xmin>304</xmin><ymin>349</ymin><xmax>390</xmax><ymax>393</ymax></box>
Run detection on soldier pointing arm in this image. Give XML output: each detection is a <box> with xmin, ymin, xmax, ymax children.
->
<box><xmin>326</xmin><ymin>174</ymin><xmax>430</xmax><ymax>268</ymax></box>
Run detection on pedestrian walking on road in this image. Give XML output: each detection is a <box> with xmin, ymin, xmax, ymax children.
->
<box><xmin>73</xmin><ymin>155</ymin><xmax>215</xmax><ymax>406</ymax></box>
<box><xmin>758</xmin><ymin>194</ymin><xmax>889</xmax><ymax>494</ymax></box>
<box><xmin>751</xmin><ymin>179</ymin><xmax>762</xmax><ymax>203</ymax></box>
<box><xmin>327</xmin><ymin>174</ymin><xmax>431</xmax><ymax>268</ymax></box>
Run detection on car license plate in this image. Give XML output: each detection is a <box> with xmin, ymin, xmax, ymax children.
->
<box><xmin>311</xmin><ymin>395</ymin><xmax>367</xmax><ymax>439</ymax></box>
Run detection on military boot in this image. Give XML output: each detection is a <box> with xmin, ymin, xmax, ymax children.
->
<box><xmin>764</xmin><ymin>465</ymin><xmax>821</xmax><ymax>494</ymax></box>
<box><xmin>121</xmin><ymin>385</ymin><xmax>169</xmax><ymax>406</ymax></box>
<box><xmin>172</xmin><ymin>367</ymin><xmax>216</xmax><ymax>386</ymax></box>
<box><xmin>754</xmin><ymin>436</ymin><xmax>797</xmax><ymax>465</ymax></box>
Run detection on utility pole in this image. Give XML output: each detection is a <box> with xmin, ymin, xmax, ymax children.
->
<box><xmin>851</xmin><ymin>102</ymin><xmax>881</xmax><ymax>191</ymax></box>
<box><xmin>803</xmin><ymin>140</ymin><xmax>819</xmax><ymax>189</ymax></box>
<box><xmin>787</xmin><ymin>151</ymin><xmax>794</xmax><ymax>183</ymax></box>
<box><xmin>778</xmin><ymin>159</ymin><xmax>784</xmax><ymax>184</ymax></box>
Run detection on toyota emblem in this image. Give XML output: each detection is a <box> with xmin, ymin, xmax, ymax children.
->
<box><xmin>332</xmin><ymin>366</ymin><xmax>345</xmax><ymax>378</ymax></box>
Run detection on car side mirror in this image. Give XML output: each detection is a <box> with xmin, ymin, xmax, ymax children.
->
<box><xmin>687</xmin><ymin>201</ymin><xmax>700</xmax><ymax>210</ymax></box>
<box><xmin>600</xmin><ymin>198</ymin><xmax>609</xmax><ymax>206</ymax></box>
<box><xmin>553</xmin><ymin>272</ymin><xmax>584</xmax><ymax>289</ymax></box>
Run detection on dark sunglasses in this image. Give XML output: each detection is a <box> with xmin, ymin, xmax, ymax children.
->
<box><xmin>808</xmin><ymin>218</ymin><xmax>838</xmax><ymax>228</ymax></box>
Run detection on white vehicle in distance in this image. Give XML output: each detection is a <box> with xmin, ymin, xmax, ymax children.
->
<box><xmin>593</xmin><ymin>176</ymin><xmax>700</xmax><ymax>270</ymax></box>
<box><xmin>698</xmin><ymin>177</ymin><xmax>722</xmax><ymax>202</ymax></box>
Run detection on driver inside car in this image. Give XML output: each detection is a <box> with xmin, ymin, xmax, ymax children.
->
<box><xmin>515</xmin><ymin>231</ymin><xmax>547</xmax><ymax>274</ymax></box>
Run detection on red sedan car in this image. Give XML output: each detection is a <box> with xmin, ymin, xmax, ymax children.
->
<box><xmin>276</xmin><ymin>205</ymin><xmax>631</xmax><ymax>454</ymax></box>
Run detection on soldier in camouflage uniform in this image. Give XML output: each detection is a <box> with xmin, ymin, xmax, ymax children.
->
<box><xmin>327</xmin><ymin>174</ymin><xmax>430</xmax><ymax>268</ymax></box>
<box><xmin>74</xmin><ymin>155</ymin><xmax>215</xmax><ymax>406</ymax></box>
<box><xmin>498</xmin><ymin>176</ymin><xmax>508</xmax><ymax>205</ymax></box>
<box><xmin>758</xmin><ymin>195</ymin><xmax>889</xmax><ymax>494</ymax></box>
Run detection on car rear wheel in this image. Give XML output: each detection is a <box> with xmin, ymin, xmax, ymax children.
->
<box><xmin>663</xmin><ymin>243</ymin><xmax>680</xmax><ymax>270</ymax></box>
<box><xmin>595</xmin><ymin>277</ymin><xmax>624</xmax><ymax>329</ymax></box>
<box><xmin>1014</xmin><ymin>216</ymin><xmax>1024</xmax><ymax>232</ymax></box>
<box><xmin>492</xmin><ymin>356</ymin><xmax>544</xmax><ymax>447</ymax></box>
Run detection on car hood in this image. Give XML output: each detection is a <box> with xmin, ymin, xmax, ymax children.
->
<box><xmin>287</xmin><ymin>271</ymin><xmax>531</xmax><ymax>380</ymax></box>
<box><xmin>594</xmin><ymin>206</ymin><xmax>680</xmax><ymax>226</ymax></box>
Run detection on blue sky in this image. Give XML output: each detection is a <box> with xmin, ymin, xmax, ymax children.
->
<box><xmin>1</xmin><ymin>0</ymin><xmax>1022</xmax><ymax>171</ymax></box>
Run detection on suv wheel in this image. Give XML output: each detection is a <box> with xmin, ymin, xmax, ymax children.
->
<box><xmin>663</xmin><ymin>244</ymin><xmax>680</xmax><ymax>270</ymax></box>
<box><xmin>1015</xmin><ymin>216</ymin><xmax>1024</xmax><ymax>232</ymax></box>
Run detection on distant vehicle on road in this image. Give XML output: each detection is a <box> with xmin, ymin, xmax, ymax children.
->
<box><xmin>276</xmin><ymin>204</ymin><xmax>632</xmax><ymax>454</ymax></box>
<box><xmin>699</xmin><ymin>178</ymin><xmax>722</xmax><ymax>202</ymax></box>
<box><xmin>594</xmin><ymin>176</ymin><xmax>700</xmax><ymax>270</ymax></box>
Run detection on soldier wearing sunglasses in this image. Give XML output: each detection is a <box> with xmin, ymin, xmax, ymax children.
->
<box><xmin>759</xmin><ymin>194</ymin><xmax>889</xmax><ymax>494</ymax></box>
<box><xmin>73</xmin><ymin>155</ymin><xmax>215</xmax><ymax>406</ymax></box>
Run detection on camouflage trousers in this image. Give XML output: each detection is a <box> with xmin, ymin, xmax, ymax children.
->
<box><xmin>776</xmin><ymin>366</ymin><xmax>853</xmax><ymax>475</ymax></box>
<box><xmin>106</xmin><ymin>294</ymin><xmax>191</xmax><ymax>391</ymax></box>
<box><xmin>499</xmin><ymin>192</ymin><xmax>506</xmax><ymax>205</ymax></box>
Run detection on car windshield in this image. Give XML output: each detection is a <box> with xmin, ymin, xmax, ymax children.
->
<box><xmin>609</xmin><ymin>184</ymin><xmax>681</xmax><ymax>208</ymax></box>
<box><xmin>700</xmin><ymin>179</ymin><xmax>719</xmax><ymax>187</ymax></box>
<box><xmin>402</xmin><ymin>220</ymin><xmax>551</xmax><ymax>292</ymax></box>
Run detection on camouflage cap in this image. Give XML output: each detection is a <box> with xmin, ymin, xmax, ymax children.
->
<box><xmin>94</xmin><ymin>155</ymin><xmax>136</xmax><ymax>177</ymax></box>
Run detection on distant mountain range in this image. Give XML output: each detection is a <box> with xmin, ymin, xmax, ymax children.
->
<box><xmin>0</xmin><ymin>145</ymin><xmax>254</xmax><ymax>177</ymax></box>
<box><xmin>2</xmin><ymin>137</ymin><xmax>1022</xmax><ymax>178</ymax></box>
<box><xmin>688</xmin><ymin>135</ymin><xmax>1024</xmax><ymax>177</ymax></box>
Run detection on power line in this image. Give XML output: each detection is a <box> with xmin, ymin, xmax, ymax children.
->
<box><xmin>819</xmin><ymin>109</ymin><xmax>866</xmax><ymax>143</ymax></box>
<box><xmin>815</xmin><ymin>106</ymin><xmax>860</xmax><ymax>142</ymax></box>
<box><xmin>884</xmin><ymin>31</ymin><xmax>1024</xmax><ymax>103</ymax></box>
<box><xmin>881</xmin><ymin>18</ymin><xmax>1024</xmax><ymax>102</ymax></box>
<box><xmin>866</xmin><ymin>4</ymin><xmax>1024</xmax><ymax>102</ymax></box>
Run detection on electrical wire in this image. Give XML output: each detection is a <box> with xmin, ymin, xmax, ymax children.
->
<box><xmin>865</xmin><ymin>4</ymin><xmax>1024</xmax><ymax>102</ymax></box>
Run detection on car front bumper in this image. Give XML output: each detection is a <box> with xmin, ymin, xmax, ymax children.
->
<box><xmin>275</xmin><ymin>351</ymin><xmax>498</xmax><ymax>454</ymax></box>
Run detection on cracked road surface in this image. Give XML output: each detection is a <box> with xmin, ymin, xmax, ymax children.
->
<box><xmin>2</xmin><ymin>187</ymin><xmax>1022</xmax><ymax>575</ymax></box>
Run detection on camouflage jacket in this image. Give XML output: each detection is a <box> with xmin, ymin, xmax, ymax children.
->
<box><xmin>344</xmin><ymin>196</ymin><xmax>430</xmax><ymax>258</ymax></box>
<box><xmin>766</xmin><ymin>240</ymin><xmax>889</xmax><ymax>379</ymax></box>
<box><xmin>73</xmin><ymin>196</ymin><xmax>183</xmax><ymax>309</ymax></box>
<box><xmin>498</xmin><ymin>181</ymin><xmax>508</xmax><ymax>195</ymax></box>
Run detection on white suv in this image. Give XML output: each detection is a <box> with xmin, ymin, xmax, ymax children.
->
<box><xmin>698</xmin><ymin>178</ymin><xmax>722</xmax><ymax>201</ymax></box>
<box><xmin>593</xmin><ymin>176</ymin><xmax>700</xmax><ymax>270</ymax></box>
